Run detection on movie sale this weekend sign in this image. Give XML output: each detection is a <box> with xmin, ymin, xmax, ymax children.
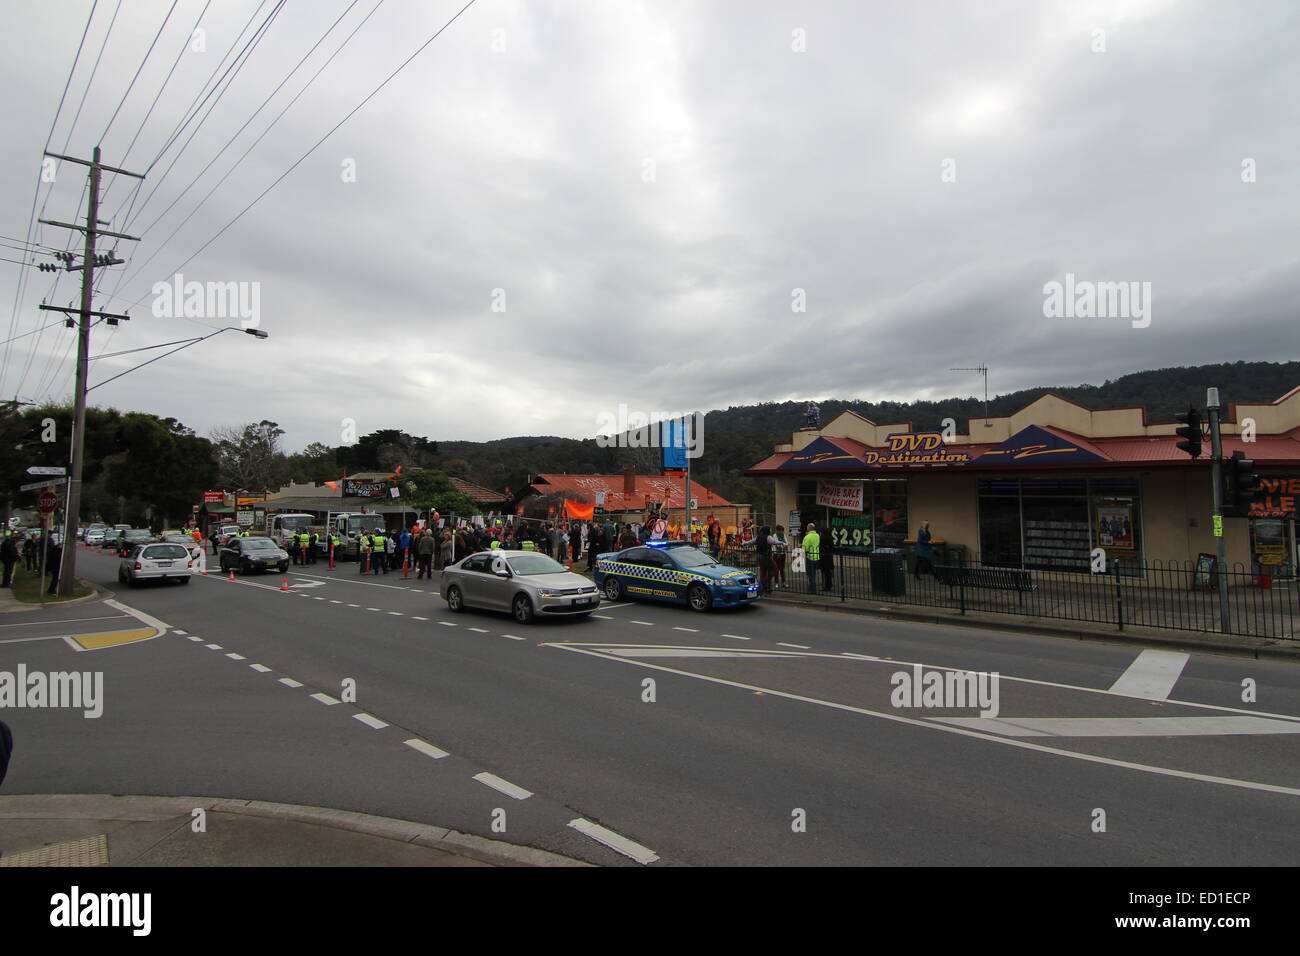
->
<box><xmin>817</xmin><ymin>481</ymin><xmax>865</xmax><ymax>511</ymax></box>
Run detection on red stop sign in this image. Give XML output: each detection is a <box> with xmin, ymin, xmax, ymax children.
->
<box><xmin>38</xmin><ymin>491</ymin><xmax>59</xmax><ymax>514</ymax></box>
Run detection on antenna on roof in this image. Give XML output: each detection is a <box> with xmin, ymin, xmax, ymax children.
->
<box><xmin>951</xmin><ymin>365</ymin><xmax>992</xmax><ymax>427</ymax></box>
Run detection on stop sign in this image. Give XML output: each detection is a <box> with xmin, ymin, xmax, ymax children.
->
<box><xmin>38</xmin><ymin>491</ymin><xmax>59</xmax><ymax>514</ymax></box>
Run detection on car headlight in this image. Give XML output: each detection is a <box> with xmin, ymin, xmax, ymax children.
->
<box><xmin>537</xmin><ymin>588</ymin><xmax>560</xmax><ymax>597</ymax></box>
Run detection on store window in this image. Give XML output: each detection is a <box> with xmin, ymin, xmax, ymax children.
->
<box><xmin>1251</xmin><ymin>518</ymin><xmax>1297</xmax><ymax>581</ymax></box>
<box><xmin>978</xmin><ymin>477</ymin><xmax>1143</xmax><ymax>572</ymax></box>
<box><xmin>796</xmin><ymin>477</ymin><xmax>908</xmax><ymax>551</ymax></box>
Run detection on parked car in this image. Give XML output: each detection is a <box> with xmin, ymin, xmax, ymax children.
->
<box><xmin>118</xmin><ymin>543</ymin><xmax>193</xmax><ymax>587</ymax></box>
<box><xmin>593</xmin><ymin>540</ymin><xmax>761</xmax><ymax>610</ymax></box>
<box><xmin>161</xmin><ymin>533</ymin><xmax>204</xmax><ymax>561</ymax></box>
<box><xmin>440</xmin><ymin>550</ymin><xmax>600</xmax><ymax>624</ymax></box>
<box><xmin>220</xmin><ymin>536</ymin><xmax>289</xmax><ymax>575</ymax></box>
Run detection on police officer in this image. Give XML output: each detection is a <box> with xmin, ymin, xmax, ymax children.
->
<box><xmin>359</xmin><ymin>532</ymin><xmax>371</xmax><ymax>574</ymax></box>
<box><xmin>521</xmin><ymin>537</ymin><xmax>536</xmax><ymax>551</ymax></box>
<box><xmin>371</xmin><ymin>532</ymin><xmax>387</xmax><ymax>574</ymax></box>
<box><xmin>802</xmin><ymin>522</ymin><xmax>821</xmax><ymax>594</ymax></box>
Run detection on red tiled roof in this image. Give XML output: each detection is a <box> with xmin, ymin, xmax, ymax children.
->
<box><xmin>450</xmin><ymin>477</ymin><xmax>508</xmax><ymax>502</ymax></box>
<box><xmin>532</xmin><ymin>474</ymin><xmax>731</xmax><ymax>508</ymax></box>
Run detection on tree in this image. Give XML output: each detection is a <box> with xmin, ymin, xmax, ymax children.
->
<box><xmin>212</xmin><ymin>420</ymin><xmax>286</xmax><ymax>491</ymax></box>
<box><xmin>399</xmin><ymin>468</ymin><xmax>481</xmax><ymax>518</ymax></box>
<box><xmin>106</xmin><ymin>414</ymin><xmax>218</xmax><ymax>528</ymax></box>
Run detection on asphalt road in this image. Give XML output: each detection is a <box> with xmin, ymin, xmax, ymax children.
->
<box><xmin>3</xmin><ymin>547</ymin><xmax>1298</xmax><ymax>865</ymax></box>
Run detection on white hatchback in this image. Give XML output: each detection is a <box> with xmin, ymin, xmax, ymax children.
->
<box><xmin>118</xmin><ymin>543</ymin><xmax>194</xmax><ymax>587</ymax></box>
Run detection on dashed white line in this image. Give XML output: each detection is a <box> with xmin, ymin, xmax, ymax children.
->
<box><xmin>346</xmin><ymin>603</ymin><xmax>360</xmax><ymax>607</ymax></box>
<box><xmin>278</xmin><ymin>678</ymin><xmax>303</xmax><ymax>688</ymax></box>
<box><xmin>329</xmin><ymin>600</ymin><xmax>342</xmax><ymax>604</ymax></box>
<box><xmin>387</xmin><ymin>611</ymin><xmax>403</xmax><ymax>616</ymax></box>
<box><xmin>412</xmin><ymin>616</ymin><xmax>429</xmax><ymax>621</ymax></box>
<box><xmin>567</xmin><ymin>819</ymin><xmax>659</xmax><ymax>865</ymax></box>
<box><xmin>366</xmin><ymin>607</ymin><xmax>381</xmax><ymax>612</ymax></box>
<box><xmin>249</xmin><ymin>664</ymin><xmax>272</xmax><ymax>673</ymax></box>
<box><xmin>439</xmin><ymin>621</ymin><xmax>457</xmax><ymax>627</ymax></box>
<box><xmin>777</xmin><ymin>642</ymin><xmax>811</xmax><ymax>650</ymax></box>
<box><xmin>630</xmin><ymin>620</ymin><xmax>654</xmax><ymax>626</ymax></box>
<box><xmin>205</xmin><ymin>643</ymin><xmax>223</xmax><ymax>650</ymax></box>
<box><xmin>226</xmin><ymin>653</ymin><xmax>246</xmax><ymax>660</ymax></box>
<box><xmin>312</xmin><ymin>596</ymin><xmax>325</xmax><ymax>600</ymax></box>
<box><xmin>672</xmin><ymin>626</ymin><xmax>698</xmax><ymax>632</ymax></box>
<box><xmin>469</xmin><ymin>627</ymin><xmax>488</xmax><ymax>633</ymax></box>
<box><xmin>600</xmin><ymin>602</ymin><xmax>633</xmax><ymax>610</ymax></box>
<box><xmin>354</xmin><ymin>713</ymin><xmax>388</xmax><ymax>730</ymax></box>
<box><xmin>186</xmin><ymin>636</ymin><xmax>203</xmax><ymax>643</ymax></box>
<box><xmin>404</xmin><ymin>738</ymin><xmax>449</xmax><ymax>760</ymax></box>
<box><xmin>502</xmin><ymin>634</ymin><xmax>525</xmax><ymax>641</ymax></box>
<box><xmin>310</xmin><ymin>692</ymin><xmax>341</xmax><ymax>706</ymax></box>
<box><xmin>593</xmin><ymin>614</ymin><xmax>614</xmax><ymax>619</ymax></box>
<box><xmin>472</xmin><ymin>772</ymin><xmax>533</xmax><ymax>800</ymax></box>
<box><xmin>721</xmin><ymin>634</ymin><xmax>750</xmax><ymax>641</ymax></box>
<box><xmin>173</xmin><ymin>630</ymin><xmax>188</xmax><ymax>635</ymax></box>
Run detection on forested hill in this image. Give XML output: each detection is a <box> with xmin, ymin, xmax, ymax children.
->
<box><xmin>436</xmin><ymin>361</ymin><xmax>1300</xmax><ymax>512</ymax></box>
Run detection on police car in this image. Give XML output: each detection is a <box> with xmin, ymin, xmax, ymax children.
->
<box><xmin>593</xmin><ymin>540</ymin><xmax>761</xmax><ymax>610</ymax></box>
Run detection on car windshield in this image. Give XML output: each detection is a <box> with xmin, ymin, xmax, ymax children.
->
<box><xmin>507</xmin><ymin>555</ymin><xmax>568</xmax><ymax>575</ymax></box>
<box><xmin>668</xmin><ymin>547</ymin><xmax>718</xmax><ymax>568</ymax></box>
<box><xmin>279</xmin><ymin>516</ymin><xmax>312</xmax><ymax>531</ymax></box>
<box><xmin>348</xmin><ymin>516</ymin><xmax>385</xmax><ymax>533</ymax></box>
<box><xmin>125</xmin><ymin>531</ymin><xmax>152</xmax><ymax>539</ymax></box>
<box><xmin>244</xmin><ymin>538</ymin><xmax>277</xmax><ymax>550</ymax></box>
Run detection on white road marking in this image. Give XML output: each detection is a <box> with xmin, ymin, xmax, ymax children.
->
<box><xmin>567</xmin><ymin>819</ymin><xmax>659</xmax><ymax>865</ymax></box>
<box><xmin>721</xmin><ymin>634</ymin><xmax>750</xmax><ymax>641</ymax></box>
<box><xmin>472</xmin><ymin>772</ymin><xmax>533</xmax><ymax>800</ymax></box>
<box><xmin>672</xmin><ymin>626</ymin><xmax>698</xmax><ymax>632</ymax></box>
<box><xmin>249</xmin><ymin>664</ymin><xmax>272</xmax><ymax>673</ymax></box>
<box><xmin>606</xmin><ymin>647</ymin><xmax>793</xmax><ymax>659</ymax></box>
<box><xmin>354</xmin><ymin>713</ymin><xmax>388</xmax><ymax>729</ymax></box>
<box><xmin>630</xmin><ymin>620</ymin><xmax>654</xmax><ymax>626</ymax></box>
<box><xmin>367</xmin><ymin>607</ymin><xmax>381</xmax><ymax>612</ymax></box>
<box><xmin>439</xmin><ymin>621</ymin><xmax>457</xmax><ymax>627</ymax></box>
<box><xmin>172</xmin><ymin>629</ymin><xmax>187</xmax><ymax>635</ymax></box>
<box><xmin>934</xmin><ymin>715</ymin><xmax>1300</xmax><ymax>737</ymax></box>
<box><xmin>469</xmin><ymin>627</ymin><xmax>488</xmax><ymax>633</ymax></box>
<box><xmin>290</xmin><ymin>571</ymin><xmax>407</xmax><ymax>590</ymax></box>
<box><xmin>502</xmin><ymin>634</ymin><xmax>525</xmax><ymax>641</ymax></box>
<box><xmin>310</xmin><ymin>693</ymin><xmax>341</xmax><ymax>706</ymax></box>
<box><xmin>411</xmin><ymin>589</ymin><xmax>425</xmax><ymax>593</ymax></box>
<box><xmin>347</xmin><ymin>603</ymin><xmax>360</xmax><ymax>607</ymax></box>
<box><xmin>387</xmin><ymin>611</ymin><xmax>403</xmax><ymax>616</ymax></box>
<box><xmin>1109</xmin><ymin>650</ymin><xmax>1191</xmax><ymax>700</ymax></box>
<box><xmin>226</xmin><ymin>653</ymin><xmax>246</xmax><ymax>660</ymax></box>
<box><xmin>329</xmin><ymin>600</ymin><xmax>342</xmax><ymax>604</ymax></box>
<box><xmin>593</xmin><ymin>614</ymin><xmax>614</xmax><ymax>619</ymax></box>
<box><xmin>412</xmin><ymin>616</ymin><xmax>429</xmax><ymax>621</ymax></box>
<box><xmin>278</xmin><ymin>678</ymin><xmax>303</xmax><ymax>688</ymax></box>
<box><xmin>186</xmin><ymin>636</ymin><xmax>203</xmax><ymax>642</ymax></box>
<box><xmin>549</xmin><ymin>645</ymin><xmax>1300</xmax><ymax>799</ymax></box>
<box><xmin>600</xmin><ymin>603</ymin><xmax>633</xmax><ymax>610</ymax></box>
<box><xmin>404</xmin><ymin>738</ymin><xmax>449</xmax><ymax>759</ymax></box>
<box><xmin>313</xmin><ymin>596</ymin><xmax>325</xmax><ymax>600</ymax></box>
<box><xmin>777</xmin><ymin>642</ymin><xmax>811</xmax><ymax>649</ymax></box>
<box><xmin>205</xmin><ymin>644</ymin><xmax>222</xmax><ymax>650</ymax></box>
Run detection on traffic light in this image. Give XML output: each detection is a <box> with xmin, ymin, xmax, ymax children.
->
<box><xmin>1224</xmin><ymin>450</ymin><xmax>1261</xmax><ymax>517</ymax></box>
<box><xmin>1175</xmin><ymin>407</ymin><xmax>1202</xmax><ymax>458</ymax></box>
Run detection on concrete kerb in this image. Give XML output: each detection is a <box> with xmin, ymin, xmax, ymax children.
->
<box><xmin>762</xmin><ymin>590</ymin><xmax>1300</xmax><ymax>662</ymax></box>
<box><xmin>0</xmin><ymin>577</ymin><xmax>108</xmax><ymax>613</ymax></box>
<box><xmin>0</xmin><ymin>795</ymin><xmax>590</xmax><ymax>867</ymax></box>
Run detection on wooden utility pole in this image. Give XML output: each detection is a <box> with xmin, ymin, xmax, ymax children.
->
<box><xmin>37</xmin><ymin>147</ymin><xmax>142</xmax><ymax>595</ymax></box>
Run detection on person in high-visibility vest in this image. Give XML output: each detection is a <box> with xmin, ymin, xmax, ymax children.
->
<box><xmin>521</xmin><ymin>538</ymin><xmax>536</xmax><ymax>551</ymax></box>
<box><xmin>371</xmin><ymin>533</ymin><xmax>387</xmax><ymax>575</ymax></box>
<box><xmin>308</xmin><ymin>530</ymin><xmax>319</xmax><ymax>565</ymax></box>
<box><xmin>297</xmin><ymin>531</ymin><xmax>311</xmax><ymax>566</ymax></box>
<box><xmin>358</xmin><ymin>533</ymin><xmax>371</xmax><ymax>574</ymax></box>
<box><xmin>802</xmin><ymin>522</ymin><xmax>821</xmax><ymax>594</ymax></box>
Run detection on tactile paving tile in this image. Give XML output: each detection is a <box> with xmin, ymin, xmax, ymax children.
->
<box><xmin>0</xmin><ymin>832</ymin><xmax>108</xmax><ymax>866</ymax></box>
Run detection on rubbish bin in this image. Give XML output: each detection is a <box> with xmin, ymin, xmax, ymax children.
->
<box><xmin>946</xmin><ymin>543</ymin><xmax>967</xmax><ymax>567</ymax></box>
<box><xmin>902</xmin><ymin>539</ymin><xmax>917</xmax><ymax>573</ymax></box>
<box><xmin>870</xmin><ymin>548</ymin><xmax>906</xmax><ymax>596</ymax></box>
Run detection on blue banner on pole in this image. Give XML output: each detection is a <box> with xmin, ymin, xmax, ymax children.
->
<box><xmin>662</xmin><ymin>420</ymin><xmax>688</xmax><ymax>470</ymax></box>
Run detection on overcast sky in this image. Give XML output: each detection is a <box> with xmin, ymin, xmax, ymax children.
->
<box><xmin>2</xmin><ymin>0</ymin><xmax>1297</xmax><ymax>452</ymax></box>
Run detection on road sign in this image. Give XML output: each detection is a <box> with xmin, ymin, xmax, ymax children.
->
<box><xmin>20</xmin><ymin>477</ymin><xmax>67</xmax><ymax>492</ymax></box>
<box><xmin>38</xmin><ymin>490</ymin><xmax>59</xmax><ymax>514</ymax></box>
<box><xmin>26</xmin><ymin>465</ymin><xmax>66</xmax><ymax>476</ymax></box>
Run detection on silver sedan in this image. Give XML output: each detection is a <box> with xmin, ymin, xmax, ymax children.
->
<box><xmin>440</xmin><ymin>550</ymin><xmax>601</xmax><ymax>624</ymax></box>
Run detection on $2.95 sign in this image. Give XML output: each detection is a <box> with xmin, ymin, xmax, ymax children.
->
<box><xmin>830</xmin><ymin>517</ymin><xmax>871</xmax><ymax>551</ymax></box>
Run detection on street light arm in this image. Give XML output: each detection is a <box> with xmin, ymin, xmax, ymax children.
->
<box><xmin>87</xmin><ymin>326</ymin><xmax>267</xmax><ymax>392</ymax></box>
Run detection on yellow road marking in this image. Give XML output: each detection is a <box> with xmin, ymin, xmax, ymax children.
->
<box><xmin>70</xmin><ymin>628</ymin><xmax>157</xmax><ymax>650</ymax></box>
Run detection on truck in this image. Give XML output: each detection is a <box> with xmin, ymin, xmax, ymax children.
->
<box><xmin>325</xmin><ymin>511</ymin><xmax>389</xmax><ymax>561</ymax></box>
<box><xmin>264</xmin><ymin>512</ymin><xmax>318</xmax><ymax>549</ymax></box>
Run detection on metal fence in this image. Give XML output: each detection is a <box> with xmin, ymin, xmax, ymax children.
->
<box><xmin>723</xmin><ymin>548</ymin><xmax>1300</xmax><ymax>641</ymax></box>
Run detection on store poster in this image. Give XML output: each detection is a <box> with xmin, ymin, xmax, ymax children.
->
<box><xmin>1095</xmin><ymin>504</ymin><xmax>1134</xmax><ymax>551</ymax></box>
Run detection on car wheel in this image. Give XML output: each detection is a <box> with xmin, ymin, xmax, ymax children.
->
<box><xmin>512</xmin><ymin>594</ymin><xmax>534</xmax><ymax>625</ymax></box>
<box><xmin>117</xmin><ymin>568</ymin><xmax>128</xmax><ymax>584</ymax></box>
<box><xmin>127</xmin><ymin>571</ymin><xmax>138</xmax><ymax>589</ymax></box>
<box><xmin>446</xmin><ymin>585</ymin><xmax>464</xmax><ymax>612</ymax></box>
<box><xmin>178</xmin><ymin>576</ymin><xmax>190</xmax><ymax>586</ymax></box>
<box><xmin>688</xmin><ymin>583</ymin><xmax>713</xmax><ymax>611</ymax></box>
<box><xmin>603</xmin><ymin>576</ymin><xmax>623</xmax><ymax>601</ymax></box>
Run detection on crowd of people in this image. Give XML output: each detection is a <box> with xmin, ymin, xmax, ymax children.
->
<box><xmin>1</xmin><ymin>528</ymin><xmax>63</xmax><ymax>594</ymax></box>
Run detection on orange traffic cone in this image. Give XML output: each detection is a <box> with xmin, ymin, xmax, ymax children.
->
<box><xmin>280</xmin><ymin>576</ymin><xmax>290</xmax><ymax>592</ymax></box>
<box><xmin>402</xmin><ymin>558</ymin><xmax>409</xmax><ymax>580</ymax></box>
<box><xmin>227</xmin><ymin>568</ymin><xmax>235</xmax><ymax>582</ymax></box>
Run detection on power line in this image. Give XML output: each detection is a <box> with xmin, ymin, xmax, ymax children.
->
<box><xmin>125</xmin><ymin>0</ymin><xmax>480</xmax><ymax>310</ymax></box>
<box><xmin>99</xmin><ymin>0</ymin><xmax>179</xmax><ymax>144</ymax></box>
<box><xmin>1</xmin><ymin>0</ymin><xmax>100</xmax><ymax>397</ymax></box>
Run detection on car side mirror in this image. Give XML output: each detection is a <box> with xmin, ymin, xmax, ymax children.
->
<box><xmin>494</xmin><ymin>567</ymin><xmax>510</xmax><ymax>578</ymax></box>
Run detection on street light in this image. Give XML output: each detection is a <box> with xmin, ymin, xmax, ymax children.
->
<box><xmin>87</xmin><ymin>326</ymin><xmax>268</xmax><ymax>391</ymax></box>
